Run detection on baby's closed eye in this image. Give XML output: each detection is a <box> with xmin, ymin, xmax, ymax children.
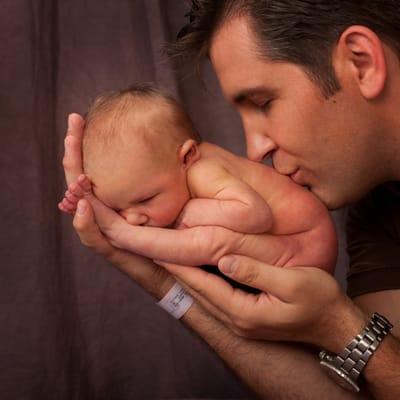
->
<box><xmin>136</xmin><ymin>194</ymin><xmax>158</xmax><ymax>204</ymax></box>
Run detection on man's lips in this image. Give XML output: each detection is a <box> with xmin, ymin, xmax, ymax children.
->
<box><xmin>289</xmin><ymin>168</ymin><xmax>305</xmax><ymax>185</ymax></box>
<box><xmin>275</xmin><ymin>165</ymin><xmax>309</xmax><ymax>186</ymax></box>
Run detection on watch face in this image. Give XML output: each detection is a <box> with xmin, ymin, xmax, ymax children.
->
<box><xmin>320</xmin><ymin>361</ymin><xmax>360</xmax><ymax>392</ymax></box>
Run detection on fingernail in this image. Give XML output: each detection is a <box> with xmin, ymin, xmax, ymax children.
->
<box><xmin>219</xmin><ymin>256</ymin><xmax>237</xmax><ymax>274</ymax></box>
<box><xmin>76</xmin><ymin>201</ymin><xmax>86</xmax><ymax>215</ymax></box>
<box><xmin>68</xmin><ymin>113</ymin><xmax>74</xmax><ymax>128</ymax></box>
<box><xmin>68</xmin><ymin>113</ymin><xmax>80</xmax><ymax>127</ymax></box>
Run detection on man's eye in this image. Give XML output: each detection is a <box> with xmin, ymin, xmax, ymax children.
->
<box><xmin>256</xmin><ymin>99</ymin><xmax>272</xmax><ymax>112</ymax></box>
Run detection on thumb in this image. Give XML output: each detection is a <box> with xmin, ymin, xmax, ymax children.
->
<box><xmin>67</xmin><ymin>113</ymin><xmax>85</xmax><ymax>138</ymax></box>
<box><xmin>64</xmin><ymin>113</ymin><xmax>85</xmax><ymax>186</ymax></box>
<box><xmin>218</xmin><ymin>255</ymin><xmax>299</xmax><ymax>302</ymax></box>
<box><xmin>73</xmin><ymin>199</ymin><xmax>95</xmax><ymax>233</ymax></box>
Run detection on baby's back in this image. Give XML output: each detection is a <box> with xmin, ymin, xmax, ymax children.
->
<box><xmin>196</xmin><ymin>142</ymin><xmax>337</xmax><ymax>271</ymax></box>
<box><xmin>197</xmin><ymin>142</ymin><xmax>328</xmax><ymax>235</ymax></box>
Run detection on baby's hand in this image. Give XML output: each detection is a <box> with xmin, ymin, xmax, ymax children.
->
<box><xmin>58</xmin><ymin>174</ymin><xmax>92</xmax><ymax>214</ymax></box>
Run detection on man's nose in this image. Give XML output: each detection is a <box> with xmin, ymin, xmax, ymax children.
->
<box><xmin>245</xmin><ymin>132</ymin><xmax>277</xmax><ymax>162</ymax></box>
<box><xmin>119</xmin><ymin>210</ymin><xmax>149</xmax><ymax>226</ymax></box>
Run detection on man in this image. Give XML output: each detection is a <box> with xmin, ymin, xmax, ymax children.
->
<box><xmin>63</xmin><ymin>1</ymin><xmax>400</xmax><ymax>398</ymax></box>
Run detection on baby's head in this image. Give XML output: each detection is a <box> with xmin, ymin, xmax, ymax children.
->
<box><xmin>83</xmin><ymin>84</ymin><xmax>201</xmax><ymax>227</ymax></box>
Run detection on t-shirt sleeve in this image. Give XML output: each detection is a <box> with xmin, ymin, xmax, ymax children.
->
<box><xmin>346</xmin><ymin>183</ymin><xmax>400</xmax><ymax>298</ymax></box>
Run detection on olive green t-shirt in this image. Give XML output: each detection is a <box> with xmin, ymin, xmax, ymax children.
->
<box><xmin>346</xmin><ymin>182</ymin><xmax>400</xmax><ymax>298</ymax></box>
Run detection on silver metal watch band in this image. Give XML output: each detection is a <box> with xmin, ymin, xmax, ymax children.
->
<box><xmin>331</xmin><ymin>313</ymin><xmax>393</xmax><ymax>381</ymax></box>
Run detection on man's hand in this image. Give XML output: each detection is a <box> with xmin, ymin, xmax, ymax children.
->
<box><xmin>61</xmin><ymin>114</ymin><xmax>174</xmax><ymax>298</ymax></box>
<box><xmin>63</xmin><ymin>114</ymin><xmax>85</xmax><ymax>187</ymax></box>
<box><xmin>60</xmin><ymin>173</ymin><xmax>129</xmax><ymax>249</ymax></box>
<box><xmin>159</xmin><ymin>255</ymin><xmax>369</xmax><ymax>353</ymax></box>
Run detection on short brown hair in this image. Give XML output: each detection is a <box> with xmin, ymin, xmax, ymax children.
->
<box><xmin>168</xmin><ymin>0</ymin><xmax>400</xmax><ymax>97</ymax></box>
<box><xmin>83</xmin><ymin>83</ymin><xmax>200</xmax><ymax>172</ymax></box>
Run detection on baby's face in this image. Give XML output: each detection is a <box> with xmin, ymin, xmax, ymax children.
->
<box><xmin>88</xmin><ymin>149</ymin><xmax>191</xmax><ymax>228</ymax></box>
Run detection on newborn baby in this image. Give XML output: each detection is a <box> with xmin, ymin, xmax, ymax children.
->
<box><xmin>59</xmin><ymin>84</ymin><xmax>337</xmax><ymax>277</ymax></box>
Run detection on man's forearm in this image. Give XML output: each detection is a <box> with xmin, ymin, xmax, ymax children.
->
<box><xmin>105</xmin><ymin>251</ymin><xmax>370</xmax><ymax>399</ymax></box>
<box><xmin>181</xmin><ymin>303</ymin><xmax>370</xmax><ymax>400</ymax></box>
<box><xmin>363</xmin><ymin>334</ymin><xmax>400</xmax><ymax>399</ymax></box>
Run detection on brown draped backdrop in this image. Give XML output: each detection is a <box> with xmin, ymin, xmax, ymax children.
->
<box><xmin>1</xmin><ymin>1</ymin><xmax>349</xmax><ymax>398</ymax></box>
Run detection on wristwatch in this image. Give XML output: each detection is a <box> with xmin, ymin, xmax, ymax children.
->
<box><xmin>319</xmin><ymin>312</ymin><xmax>393</xmax><ymax>392</ymax></box>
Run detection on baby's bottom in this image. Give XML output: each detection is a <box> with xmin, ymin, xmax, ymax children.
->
<box><xmin>200</xmin><ymin>264</ymin><xmax>260</xmax><ymax>294</ymax></box>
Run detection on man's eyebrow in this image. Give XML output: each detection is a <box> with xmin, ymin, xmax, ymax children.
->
<box><xmin>232</xmin><ymin>86</ymin><xmax>275</xmax><ymax>104</ymax></box>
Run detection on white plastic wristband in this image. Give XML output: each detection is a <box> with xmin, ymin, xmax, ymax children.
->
<box><xmin>157</xmin><ymin>282</ymin><xmax>194</xmax><ymax>319</ymax></box>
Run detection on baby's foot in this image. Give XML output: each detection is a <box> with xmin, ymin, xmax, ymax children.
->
<box><xmin>58</xmin><ymin>174</ymin><xmax>92</xmax><ymax>214</ymax></box>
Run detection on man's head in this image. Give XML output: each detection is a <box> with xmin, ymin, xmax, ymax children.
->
<box><xmin>83</xmin><ymin>84</ymin><xmax>200</xmax><ymax>227</ymax></box>
<box><xmin>171</xmin><ymin>1</ymin><xmax>400</xmax><ymax>208</ymax></box>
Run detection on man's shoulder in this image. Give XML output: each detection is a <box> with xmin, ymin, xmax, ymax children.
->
<box><xmin>347</xmin><ymin>182</ymin><xmax>400</xmax><ymax>226</ymax></box>
<box><xmin>346</xmin><ymin>181</ymin><xmax>400</xmax><ymax>297</ymax></box>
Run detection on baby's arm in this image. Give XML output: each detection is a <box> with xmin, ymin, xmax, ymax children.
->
<box><xmin>62</xmin><ymin>175</ymin><xmax>244</xmax><ymax>266</ymax></box>
<box><xmin>180</xmin><ymin>160</ymin><xmax>273</xmax><ymax>233</ymax></box>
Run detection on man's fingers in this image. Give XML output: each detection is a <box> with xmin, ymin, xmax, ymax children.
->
<box><xmin>218</xmin><ymin>255</ymin><xmax>302</xmax><ymax>303</ymax></box>
<box><xmin>159</xmin><ymin>263</ymin><xmax>233</xmax><ymax>325</ymax></box>
<box><xmin>160</xmin><ymin>262</ymin><xmax>259</xmax><ymax>323</ymax></box>
<box><xmin>72</xmin><ymin>200</ymin><xmax>174</xmax><ymax>298</ymax></box>
<box><xmin>67</xmin><ymin>113</ymin><xmax>85</xmax><ymax>139</ymax></box>
<box><xmin>63</xmin><ymin>113</ymin><xmax>85</xmax><ymax>186</ymax></box>
<box><xmin>73</xmin><ymin>199</ymin><xmax>116</xmax><ymax>259</ymax></box>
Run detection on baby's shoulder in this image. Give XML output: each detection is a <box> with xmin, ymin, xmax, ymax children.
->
<box><xmin>188</xmin><ymin>156</ymin><xmax>227</xmax><ymax>182</ymax></box>
<box><xmin>187</xmin><ymin>157</ymin><xmax>231</xmax><ymax>196</ymax></box>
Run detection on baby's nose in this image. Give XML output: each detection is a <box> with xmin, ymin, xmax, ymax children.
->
<box><xmin>122</xmin><ymin>212</ymin><xmax>149</xmax><ymax>226</ymax></box>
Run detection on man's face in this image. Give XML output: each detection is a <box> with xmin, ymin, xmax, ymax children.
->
<box><xmin>210</xmin><ymin>16</ymin><xmax>384</xmax><ymax>209</ymax></box>
<box><xmin>87</xmin><ymin>141</ymin><xmax>190</xmax><ymax>227</ymax></box>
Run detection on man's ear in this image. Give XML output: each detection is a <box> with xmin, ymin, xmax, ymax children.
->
<box><xmin>333</xmin><ymin>25</ymin><xmax>387</xmax><ymax>99</ymax></box>
<box><xmin>179</xmin><ymin>139</ymin><xmax>200</xmax><ymax>169</ymax></box>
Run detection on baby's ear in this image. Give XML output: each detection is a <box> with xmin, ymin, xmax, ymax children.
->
<box><xmin>179</xmin><ymin>139</ymin><xmax>200</xmax><ymax>169</ymax></box>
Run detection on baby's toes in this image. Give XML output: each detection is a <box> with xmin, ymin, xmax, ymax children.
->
<box><xmin>58</xmin><ymin>201</ymin><xmax>74</xmax><ymax>214</ymax></box>
<box><xmin>77</xmin><ymin>174</ymin><xmax>92</xmax><ymax>193</ymax></box>
<box><xmin>61</xmin><ymin>197</ymin><xmax>77</xmax><ymax>212</ymax></box>
<box><xmin>65</xmin><ymin>190</ymin><xmax>79</xmax><ymax>204</ymax></box>
<box><xmin>69</xmin><ymin>182</ymin><xmax>85</xmax><ymax>197</ymax></box>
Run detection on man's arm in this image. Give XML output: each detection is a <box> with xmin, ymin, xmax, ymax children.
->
<box><xmin>163</xmin><ymin>254</ymin><xmax>400</xmax><ymax>399</ymax></box>
<box><xmin>183</xmin><ymin>301</ymin><xmax>372</xmax><ymax>400</ymax></box>
<box><xmin>72</xmin><ymin>199</ymin><xmax>369</xmax><ymax>400</ymax></box>
<box><xmin>63</xmin><ymin>173</ymin><xmax>295</xmax><ymax>268</ymax></box>
<box><xmin>353</xmin><ymin>290</ymin><xmax>400</xmax><ymax>337</ymax></box>
<box><xmin>69</xmin><ymin>177</ymin><xmax>246</xmax><ymax>265</ymax></box>
<box><xmin>63</xmin><ymin>114</ymin><xmax>370</xmax><ymax>399</ymax></box>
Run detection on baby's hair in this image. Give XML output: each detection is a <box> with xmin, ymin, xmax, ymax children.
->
<box><xmin>82</xmin><ymin>83</ymin><xmax>200</xmax><ymax>172</ymax></box>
